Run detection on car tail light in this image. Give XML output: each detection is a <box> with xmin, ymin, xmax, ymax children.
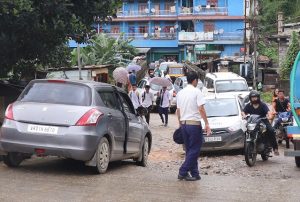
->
<box><xmin>5</xmin><ymin>104</ymin><xmax>14</xmax><ymax>120</ymax></box>
<box><xmin>76</xmin><ymin>109</ymin><xmax>103</xmax><ymax>126</ymax></box>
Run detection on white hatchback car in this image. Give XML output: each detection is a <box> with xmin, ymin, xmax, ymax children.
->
<box><xmin>201</xmin><ymin>94</ymin><xmax>247</xmax><ymax>151</ymax></box>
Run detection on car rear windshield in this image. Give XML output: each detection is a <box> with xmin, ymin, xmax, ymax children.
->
<box><xmin>19</xmin><ymin>82</ymin><xmax>91</xmax><ymax>106</ymax></box>
<box><xmin>205</xmin><ymin>98</ymin><xmax>239</xmax><ymax>117</ymax></box>
<box><xmin>169</xmin><ymin>68</ymin><xmax>183</xmax><ymax>74</ymax></box>
<box><xmin>215</xmin><ymin>80</ymin><xmax>248</xmax><ymax>93</ymax></box>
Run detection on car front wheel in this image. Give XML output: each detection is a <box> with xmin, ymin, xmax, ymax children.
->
<box><xmin>95</xmin><ymin>137</ymin><xmax>110</xmax><ymax>174</ymax></box>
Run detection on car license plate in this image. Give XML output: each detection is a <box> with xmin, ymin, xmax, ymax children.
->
<box><xmin>27</xmin><ymin>124</ymin><xmax>58</xmax><ymax>135</ymax></box>
<box><xmin>204</xmin><ymin>136</ymin><xmax>222</xmax><ymax>142</ymax></box>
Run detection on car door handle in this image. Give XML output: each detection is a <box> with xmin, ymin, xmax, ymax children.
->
<box><xmin>107</xmin><ymin>113</ymin><xmax>113</xmax><ymax>118</ymax></box>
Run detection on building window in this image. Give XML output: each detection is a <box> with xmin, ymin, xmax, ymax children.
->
<box><xmin>139</xmin><ymin>25</ymin><xmax>148</xmax><ymax>34</ymax></box>
<box><xmin>111</xmin><ymin>26</ymin><xmax>120</xmax><ymax>33</ymax></box>
<box><xmin>139</xmin><ymin>3</ymin><xmax>148</xmax><ymax>14</ymax></box>
<box><xmin>204</xmin><ymin>21</ymin><xmax>215</xmax><ymax>32</ymax></box>
<box><xmin>165</xmin><ymin>1</ymin><xmax>176</xmax><ymax>14</ymax></box>
<box><xmin>207</xmin><ymin>0</ymin><xmax>218</xmax><ymax>7</ymax></box>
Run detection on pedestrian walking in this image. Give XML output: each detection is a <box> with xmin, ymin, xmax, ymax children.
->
<box><xmin>176</xmin><ymin>71</ymin><xmax>211</xmax><ymax>181</ymax></box>
<box><xmin>129</xmin><ymin>84</ymin><xmax>141</xmax><ymax>110</ymax></box>
<box><xmin>141</xmin><ymin>85</ymin><xmax>154</xmax><ymax>124</ymax></box>
<box><xmin>158</xmin><ymin>86</ymin><xmax>171</xmax><ymax>127</ymax></box>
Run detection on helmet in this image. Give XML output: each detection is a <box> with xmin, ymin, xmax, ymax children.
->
<box><xmin>249</xmin><ymin>90</ymin><xmax>260</xmax><ymax>104</ymax></box>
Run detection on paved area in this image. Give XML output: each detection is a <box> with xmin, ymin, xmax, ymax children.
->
<box><xmin>0</xmin><ymin>113</ymin><xmax>300</xmax><ymax>202</ymax></box>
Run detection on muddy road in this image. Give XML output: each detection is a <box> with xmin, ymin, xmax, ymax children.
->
<box><xmin>0</xmin><ymin>113</ymin><xmax>299</xmax><ymax>201</ymax></box>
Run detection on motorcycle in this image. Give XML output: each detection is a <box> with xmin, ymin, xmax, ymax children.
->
<box><xmin>244</xmin><ymin>115</ymin><xmax>272</xmax><ymax>167</ymax></box>
<box><xmin>274</xmin><ymin>112</ymin><xmax>293</xmax><ymax>148</ymax></box>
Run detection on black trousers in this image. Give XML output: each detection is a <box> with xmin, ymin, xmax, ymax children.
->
<box><xmin>158</xmin><ymin>107</ymin><xmax>168</xmax><ymax>125</ymax></box>
<box><xmin>144</xmin><ymin>106</ymin><xmax>152</xmax><ymax>124</ymax></box>
<box><xmin>262</xmin><ymin>119</ymin><xmax>278</xmax><ymax>150</ymax></box>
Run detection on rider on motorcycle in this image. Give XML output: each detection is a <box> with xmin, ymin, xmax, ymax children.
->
<box><xmin>242</xmin><ymin>91</ymin><xmax>279</xmax><ymax>156</ymax></box>
<box><xmin>272</xmin><ymin>89</ymin><xmax>291</xmax><ymax>129</ymax></box>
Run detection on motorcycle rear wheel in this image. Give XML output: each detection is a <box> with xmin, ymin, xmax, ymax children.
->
<box><xmin>245</xmin><ymin>142</ymin><xmax>257</xmax><ymax>167</ymax></box>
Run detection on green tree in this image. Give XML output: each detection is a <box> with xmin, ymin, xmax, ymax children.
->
<box><xmin>72</xmin><ymin>33</ymin><xmax>137</xmax><ymax>67</ymax></box>
<box><xmin>281</xmin><ymin>32</ymin><xmax>300</xmax><ymax>79</ymax></box>
<box><xmin>0</xmin><ymin>0</ymin><xmax>122</xmax><ymax>79</ymax></box>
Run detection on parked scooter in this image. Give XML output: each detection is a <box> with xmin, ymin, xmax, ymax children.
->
<box><xmin>244</xmin><ymin>115</ymin><xmax>272</xmax><ymax>167</ymax></box>
<box><xmin>273</xmin><ymin>112</ymin><xmax>293</xmax><ymax>148</ymax></box>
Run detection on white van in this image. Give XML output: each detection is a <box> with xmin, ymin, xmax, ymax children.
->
<box><xmin>204</xmin><ymin>72</ymin><xmax>251</xmax><ymax>98</ymax></box>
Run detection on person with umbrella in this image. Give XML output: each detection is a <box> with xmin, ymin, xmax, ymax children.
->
<box><xmin>141</xmin><ymin>84</ymin><xmax>154</xmax><ymax>124</ymax></box>
<box><xmin>157</xmin><ymin>86</ymin><xmax>171</xmax><ymax>127</ymax></box>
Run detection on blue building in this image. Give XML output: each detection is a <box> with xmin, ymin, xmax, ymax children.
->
<box><xmin>97</xmin><ymin>0</ymin><xmax>245</xmax><ymax>63</ymax></box>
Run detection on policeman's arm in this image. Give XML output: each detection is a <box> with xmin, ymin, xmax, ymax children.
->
<box><xmin>199</xmin><ymin>105</ymin><xmax>211</xmax><ymax>136</ymax></box>
<box><xmin>176</xmin><ymin>108</ymin><xmax>181</xmax><ymax>127</ymax></box>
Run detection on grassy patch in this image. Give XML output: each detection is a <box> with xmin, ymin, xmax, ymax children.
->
<box><xmin>261</xmin><ymin>91</ymin><xmax>273</xmax><ymax>104</ymax></box>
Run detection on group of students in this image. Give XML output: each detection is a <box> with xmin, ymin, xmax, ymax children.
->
<box><xmin>128</xmin><ymin>83</ymin><xmax>171</xmax><ymax>126</ymax></box>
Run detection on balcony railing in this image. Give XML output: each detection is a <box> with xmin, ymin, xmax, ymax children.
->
<box><xmin>214</xmin><ymin>32</ymin><xmax>243</xmax><ymax>41</ymax></box>
<box><xmin>117</xmin><ymin>9</ymin><xmax>177</xmax><ymax>17</ymax></box>
<box><xmin>179</xmin><ymin>6</ymin><xmax>228</xmax><ymax>15</ymax></box>
<box><xmin>106</xmin><ymin>32</ymin><xmax>177</xmax><ymax>40</ymax></box>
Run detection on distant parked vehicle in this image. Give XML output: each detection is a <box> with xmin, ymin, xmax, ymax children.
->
<box><xmin>201</xmin><ymin>95</ymin><xmax>246</xmax><ymax>152</ymax></box>
<box><xmin>173</xmin><ymin>76</ymin><xmax>206</xmax><ymax>95</ymax></box>
<box><xmin>204</xmin><ymin>72</ymin><xmax>251</xmax><ymax>98</ymax></box>
<box><xmin>0</xmin><ymin>79</ymin><xmax>152</xmax><ymax>174</ymax></box>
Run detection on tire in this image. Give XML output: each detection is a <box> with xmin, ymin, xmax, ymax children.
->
<box><xmin>295</xmin><ymin>157</ymin><xmax>300</xmax><ymax>168</ymax></box>
<box><xmin>3</xmin><ymin>152</ymin><xmax>24</xmax><ymax>167</ymax></box>
<box><xmin>245</xmin><ymin>142</ymin><xmax>257</xmax><ymax>167</ymax></box>
<box><xmin>136</xmin><ymin>136</ymin><xmax>149</xmax><ymax>167</ymax></box>
<box><xmin>95</xmin><ymin>137</ymin><xmax>110</xmax><ymax>174</ymax></box>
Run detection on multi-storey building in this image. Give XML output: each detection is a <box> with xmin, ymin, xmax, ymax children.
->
<box><xmin>97</xmin><ymin>0</ymin><xmax>245</xmax><ymax>63</ymax></box>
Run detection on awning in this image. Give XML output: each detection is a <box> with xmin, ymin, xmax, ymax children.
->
<box><xmin>137</xmin><ymin>48</ymin><xmax>150</xmax><ymax>54</ymax></box>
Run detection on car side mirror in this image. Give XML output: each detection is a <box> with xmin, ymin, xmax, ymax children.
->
<box><xmin>248</xmin><ymin>87</ymin><xmax>253</xmax><ymax>91</ymax></box>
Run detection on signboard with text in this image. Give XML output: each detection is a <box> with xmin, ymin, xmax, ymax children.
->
<box><xmin>179</xmin><ymin>32</ymin><xmax>214</xmax><ymax>41</ymax></box>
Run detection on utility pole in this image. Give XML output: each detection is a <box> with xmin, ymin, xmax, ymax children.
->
<box><xmin>77</xmin><ymin>43</ymin><xmax>82</xmax><ymax>80</ymax></box>
<box><xmin>249</xmin><ymin>0</ymin><xmax>257</xmax><ymax>89</ymax></box>
<box><xmin>244</xmin><ymin>0</ymin><xmax>247</xmax><ymax>66</ymax></box>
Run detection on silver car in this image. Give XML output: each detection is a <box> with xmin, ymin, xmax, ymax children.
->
<box><xmin>0</xmin><ymin>79</ymin><xmax>152</xmax><ymax>174</ymax></box>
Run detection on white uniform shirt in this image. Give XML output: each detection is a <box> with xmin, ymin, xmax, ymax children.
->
<box><xmin>129</xmin><ymin>90</ymin><xmax>141</xmax><ymax>109</ymax></box>
<box><xmin>176</xmin><ymin>84</ymin><xmax>205</xmax><ymax>121</ymax></box>
<box><xmin>141</xmin><ymin>91</ymin><xmax>154</xmax><ymax>108</ymax></box>
<box><xmin>159</xmin><ymin>90</ymin><xmax>171</xmax><ymax>108</ymax></box>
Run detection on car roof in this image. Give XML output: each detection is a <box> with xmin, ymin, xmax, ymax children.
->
<box><xmin>205</xmin><ymin>94</ymin><xmax>237</xmax><ymax>100</ymax></box>
<box><xmin>30</xmin><ymin>79</ymin><xmax>126</xmax><ymax>93</ymax></box>
<box><xmin>205</xmin><ymin>72</ymin><xmax>245</xmax><ymax>80</ymax></box>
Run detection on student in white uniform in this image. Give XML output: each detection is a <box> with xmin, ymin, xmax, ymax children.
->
<box><xmin>158</xmin><ymin>86</ymin><xmax>171</xmax><ymax>127</ymax></box>
<box><xmin>129</xmin><ymin>84</ymin><xmax>141</xmax><ymax>110</ymax></box>
<box><xmin>141</xmin><ymin>85</ymin><xmax>154</xmax><ymax>124</ymax></box>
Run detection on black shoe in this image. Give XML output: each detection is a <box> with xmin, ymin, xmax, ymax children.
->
<box><xmin>178</xmin><ymin>174</ymin><xmax>197</xmax><ymax>181</ymax></box>
<box><xmin>178</xmin><ymin>174</ymin><xmax>187</xmax><ymax>180</ymax></box>
<box><xmin>185</xmin><ymin>175</ymin><xmax>198</xmax><ymax>181</ymax></box>
<box><xmin>193</xmin><ymin>175</ymin><xmax>201</xmax><ymax>180</ymax></box>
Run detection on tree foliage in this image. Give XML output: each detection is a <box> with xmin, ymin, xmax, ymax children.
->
<box><xmin>281</xmin><ymin>32</ymin><xmax>300</xmax><ymax>79</ymax></box>
<box><xmin>0</xmin><ymin>0</ymin><xmax>122</xmax><ymax>78</ymax></box>
<box><xmin>71</xmin><ymin>33</ymin><xmax>138</xmax><ymax>67</ymax></box>
<box><xmin>258</xmin><ymin>0</ymin><xmax>300</xmax><ymax>34</ymax></box>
